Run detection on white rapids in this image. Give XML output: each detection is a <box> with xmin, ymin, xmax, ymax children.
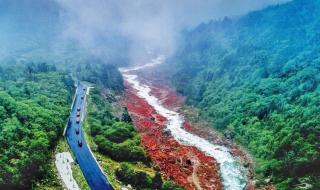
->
<box><xmin>120</xmin><ymin>56</ymin><xmax>247</xmax><ymax>190</ymax></box>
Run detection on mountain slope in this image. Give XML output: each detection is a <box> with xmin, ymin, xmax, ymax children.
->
<box><xmin>166</xmin><ymin>0</ymin><xmax>320</xmax><ymax>189</ymax></box>
<box><xmin>0</xmin><ymin>63</ymin><xmax>73</xmax><ymax>189</ymax></box>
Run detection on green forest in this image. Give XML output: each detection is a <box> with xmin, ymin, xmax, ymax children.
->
<box><xmin>1</xmin><ymin>0</ymin><xmax>319</xmax><ymax>189</ymax></box>
<box><xmin>87</xmin><ymin>88</ymin><xmax>183</xmax><ymax>190</ymax></box>
<box><xmin>88</xmin><ymin>89</ymin><xmax>148</xmax><ymax>163</ymax></box>
<box><xmin>0</xmin><ymin>60</ymin><xmax>124</xmax><ymax>189</ymax></box>
<box><xmin>166</xmin><ymin>0</ymin><xmax>320</xmax><ymax>189</ymax></box>
<box><xmin>0</xmin><ymin>62</ymin><xmax>73</xmax><ymax>189</ymax></box>
<box><xmin>74</xmin><ymin>60</ymin><xmax>124</xmax><ymax>91</ymax></box>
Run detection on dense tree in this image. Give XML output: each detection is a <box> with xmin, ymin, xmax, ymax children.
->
<box><xmin>161</xmin><ymin>181</ymin><xmax>184</xmax><ymax>190</ymax></box>
<box><xmin>88</xmin><ymin>89</ymin><xmax>149</xmax><ymax>163</ymax></box>
<box><xmin>115</xmin><ymin>163</ymin><xmax>152</xmax><ymax>189</ymax></box>
<box><xmin>165</xmin><ymin>0</ymin><xmax>320</xmax><ymax>189</ymax></box>
<box><xmin>75</xmin><ymin>60</ymin><xmax>124</xmax><ymax>91</ymax></box>
<box><xmin>0</xmin><ymin>62</ymin><xmax>73</xmax><ymax>189</ymax></box>
<box><xmin>87</xmin><ymin>88</ymin><xmax>183</xmax><ymax>189</ymax></box>
<box><xmin>115</xmin><ymin>163</ymin><xmax>183</xmax><ymax>190</ymax></box>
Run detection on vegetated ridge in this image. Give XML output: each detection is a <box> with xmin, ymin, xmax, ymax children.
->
<box><xmin>164</xmin><ymin>0</ymin><xmax>320</xmax><ymax>189</ymax></box>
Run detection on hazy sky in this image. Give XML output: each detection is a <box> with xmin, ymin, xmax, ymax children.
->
<box><xmin>55</xmin><ymin>0</ymin><xmax>289</xmax><ymax>62</ymax></box>
<box><xmin>0</xmin><ymin>0</ymin><xmax>290</xmax><ymax>63</ymax></box>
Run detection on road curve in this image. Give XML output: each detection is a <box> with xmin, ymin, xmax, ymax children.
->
<box><xmin>66</xmin><ymin>83</ymin><xmax>113</xmax><ymax>190</ymax></box>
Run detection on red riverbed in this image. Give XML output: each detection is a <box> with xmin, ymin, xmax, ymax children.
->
<box><xmin>122</xmin><ymin>80</ymin><xmax>222</xmax><ymax>190</ymax></box>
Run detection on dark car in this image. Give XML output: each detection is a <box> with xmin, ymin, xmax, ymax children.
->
<box><xmin>83</xmin><ymin>88</ymin><xmax>86</xmax><ymax>91</ymax></box>
<box><xmin>76</xmin><ymin>111</ymin><xmax>81</xmax><ymax>117</ymax></box>
<box><xmin>78</xmin><ymin>140</ymin><xmax>82</xmax><ymax>147</ymax></box>
<box><xmin>75</xmin><ymin>128</ymin><xmax>80</xmax><ymax>135</ymax></box>
<box><xmin>81</xmin><ymin>96</ymin><xmax>84</xmax><ymax>100</ymax></box>
<box><xmin>77</xmin><ymin>106</ymin><xmax>81</xmax><ymax>111</ymax></box>
<box><xmin>76</xmin><ymin>117</ymin><xmax>80</xmax><ymax>124</ymax></box>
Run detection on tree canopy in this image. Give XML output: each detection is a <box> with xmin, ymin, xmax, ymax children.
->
<box><xmin>165</xmin><ymin>0</ymin><xmax>320</xmax><ymax>189</ymax></box>
<box><xmin>0</xmin><ymin>62</ymin><xmax>73</xmax><ymax>189</ymax></box>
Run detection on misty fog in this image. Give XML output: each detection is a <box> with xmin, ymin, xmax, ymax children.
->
<box><xmin>0</xmin><ymin>0</ymin><xmax>289</xmax><ymax>65</ymax></box>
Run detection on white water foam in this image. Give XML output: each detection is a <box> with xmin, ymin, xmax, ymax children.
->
<box><xmin>119</xmin><ymin>56</ymin><xmax>165</xmax><ymax>73</ymax></box>
<box><xmin>120</xmin><ymin>57</ymin><xmax>247</xmax><ymax>190</ymax></box>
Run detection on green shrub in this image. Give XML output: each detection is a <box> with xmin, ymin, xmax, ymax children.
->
<box><xmin>115</xmin><ymin>163</ymin><xmax>152</xmax><ymax>189</ymax></box>
<box><xmin>161</xmin><ymin>181</ymin><xmax>184</xmax><ymax>190</ymax></box>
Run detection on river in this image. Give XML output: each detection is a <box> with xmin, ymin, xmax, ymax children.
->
<box><xmin>120</xmin><ymin>56</ymin><xmax>247</xmax><ymax>190</ymax></box>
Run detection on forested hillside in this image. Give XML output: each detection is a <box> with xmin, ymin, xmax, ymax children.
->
<box><xmin>86</xmin><ymin>88</ymin><xmax>183</xmax><ymax>190</ymax></box>
<box><xmin>166</xmin><ymin>0</ymin><xmax>320</xmax><ymax>189</ymax></box>
<box><xmin>74</xmin><ymin>60</ymin><xmax>124</xmax><ymax>91</ymax></box>
<box><xmin>0</xmin><ymin>62</ymin><xmax>74</xmax><ymax>189</ymax></box>
<box><xmin>0</xmin><ymin>58</ymin><xmax>126</xmax><ymax>189</ymax></box>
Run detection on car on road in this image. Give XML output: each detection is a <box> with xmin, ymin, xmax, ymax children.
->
<box><xmin>81</xmin><ymin>95</ymin><xmax>84</xmax><ymax>100</ymax></box>
<box><xmin>77</xmin><ymin>106</ymin><xmax>81</xmax><ymax>111</ymax></box>
<box><xmin>75</xmin><ymin>128</ymin><xmax>80</xmax><ymax>135</ymax></box>
<box><xmin>76</xmin><ymin>111</ymin><xmax>81</xmax><ymax>117</ymax></box>
<box><xmin>76</xmin><ymin>117</ymin><xmax>80</xmax><ymax>124</ymax></box>
<box><xmin>83</xmin><ymin>88</ymin><xmax>86</xmax><ymax>91</ymax></box>
<box><xmin>78</xmin><ymin>140</ymin><xmax>83</xmax><ymax>147</ymax></box>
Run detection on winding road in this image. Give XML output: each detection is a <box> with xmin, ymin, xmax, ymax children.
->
<box><xmin>65</xmin><ymin>83</ymin><xmax>113</xmax><ymax>190</ymax></box>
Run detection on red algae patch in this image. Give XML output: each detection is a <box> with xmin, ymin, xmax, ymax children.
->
<box><xmin>123</xmin><ymin>86</ymin><xmax>222</xmax><ymax>190</ymax></box>
<box><xmin>146</xmin><ymin>80</ymin><xmax>185</xmax><ymax>111</ymax></box>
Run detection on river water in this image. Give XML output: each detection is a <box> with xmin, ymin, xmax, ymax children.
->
<box><xmin>120</xmin><ymin>56</ymin><xmax>247</xmax><ymax>190</ymax></box>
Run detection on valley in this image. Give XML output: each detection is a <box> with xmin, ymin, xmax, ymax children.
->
<box><xmin>120</xmin><ymin>57</ymin><xmax>248</xmax><ymax>190</ymax></box>
<box><xmin>0</xmin><ymin>1</ymin><xmax>319</xmax><ymax>190</ymax></box>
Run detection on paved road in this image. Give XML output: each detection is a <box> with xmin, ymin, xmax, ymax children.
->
<box><xmin>66</xmin><ymin>83</ymin><xmax>113</xmax><ymax>190</ymax></box>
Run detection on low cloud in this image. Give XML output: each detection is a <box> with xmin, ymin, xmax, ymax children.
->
<box><xmin>0</xmin><ymin>0</ymin><xmax>290</xmax><ymax>64</ymax></box>
<box><xmin>56</xmin><ymin>0</ymin><xmax>289</xmax><ymax>63</ymax></box>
